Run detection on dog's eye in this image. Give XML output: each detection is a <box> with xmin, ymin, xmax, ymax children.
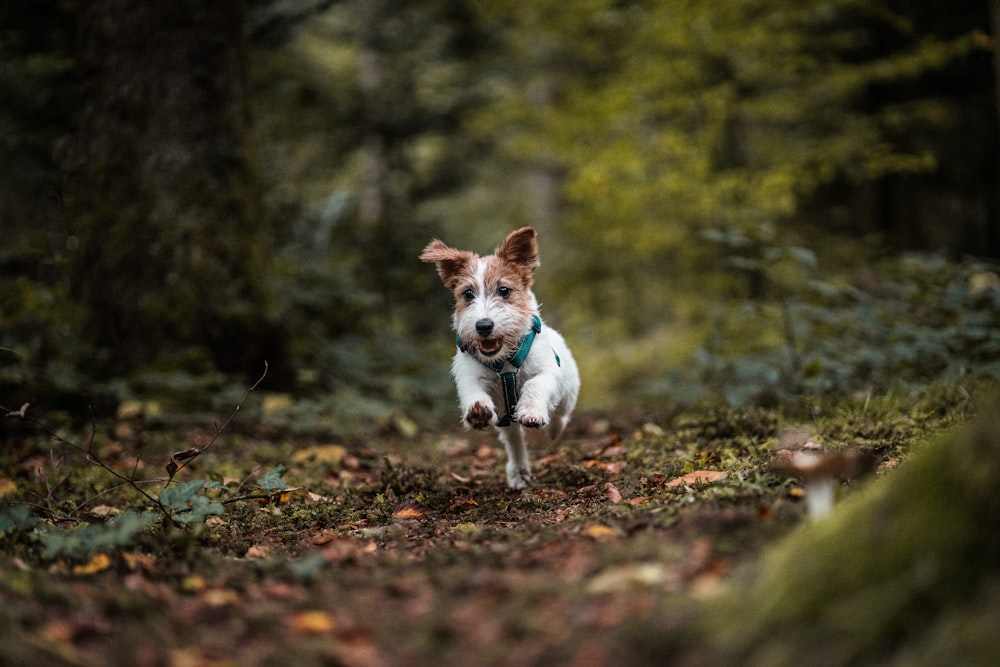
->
<box><xmin>462</xmin><ymin>288</ymin><xmax>475</xmax><ymax>302</ymax></box>
<box><xmin>498</xmin><ymin>286</ymin><xmax>511</xmax><ymax>299</ymax></box>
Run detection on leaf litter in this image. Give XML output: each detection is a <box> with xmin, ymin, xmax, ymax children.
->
<box><xmin>0</xmin><ymin>394</ymin><xmax>976</xmax><ymax>665</ymax></box>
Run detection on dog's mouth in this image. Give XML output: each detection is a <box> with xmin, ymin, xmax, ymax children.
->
<box><xmin>477</xmin><ymin>337</ymin><xmax>503</xmax><ymax>357</ymax></box>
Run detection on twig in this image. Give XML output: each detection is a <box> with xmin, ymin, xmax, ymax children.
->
<box><xmin>164</xmin><ymin>360</ymin><xmax>268</xmax><ymax>482</ymax></box>
<box><xmin>2</xmin><ymin>360</ymin><xmax>269</xmax><ymax>522</ymax></box>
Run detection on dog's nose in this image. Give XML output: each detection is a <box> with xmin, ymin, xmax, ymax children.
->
<box><xmin>475</xmin><ymin>318</ymin><xmax>494</xmax><ymax>336</ymax></box>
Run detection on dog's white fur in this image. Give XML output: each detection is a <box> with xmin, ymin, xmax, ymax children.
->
<box><xmin>420</xmin><ymin>226</ymin><xmax>580</xmax><ymax>489</ymax></box>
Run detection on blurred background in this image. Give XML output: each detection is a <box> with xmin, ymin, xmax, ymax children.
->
<box><xmin>2</xmin><ymin>0</ymin><xmax>999</xmax><ymax>434</ymax></box>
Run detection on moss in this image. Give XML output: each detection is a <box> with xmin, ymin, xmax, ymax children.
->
<box><xmin>701</xmin><ymin>395</ymin><xmax>1000</xmax><ymax>665</ymax></box>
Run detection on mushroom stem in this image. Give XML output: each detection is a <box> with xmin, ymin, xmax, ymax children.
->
<box><xmin>804</xmin><ymin>477</ymin><xmax>835</xmax><ymax>522</ymax></box>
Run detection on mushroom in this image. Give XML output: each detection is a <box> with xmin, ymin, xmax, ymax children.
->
<box><xmin>771</xmin><ymin>446</ymin><xmax>877</xmax><ymax>522</ymax></box>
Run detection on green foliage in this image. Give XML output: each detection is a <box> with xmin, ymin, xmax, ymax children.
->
<box><xmin>35</xmin><ymin>511</ymin><xmax>159</xmax><ymax>560</ymax></box>
<box><xmin>677</xmin><ymin>254</ymin><xmax>1000</xmax><ymax>406</ymax></box>
<box><xmin>1</xmin><ymin>0</ymin><xmax>996</xmax><ymax>423</ymax></box>
<box><xmin>158</xmin><ymin>481</ymin><xmax>225</xmax><ymax>525</ymax></box>
<box><xmin>0</xmin><ymin>506</ymin><xmax>39</xmax><ymax>535</ymax></box>
<box><xmin>256</xmin><ymin>465</ymin><xmax>289</xmax><ymax>491</ymax></box>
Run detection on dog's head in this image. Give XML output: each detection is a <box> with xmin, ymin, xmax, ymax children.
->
<box><xmin>420</xmin><ymin>227</ymin><xmax>540</xmax><ymax>360</ymax></box>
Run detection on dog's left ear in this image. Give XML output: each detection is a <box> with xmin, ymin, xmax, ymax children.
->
<box><xmin>496</xmin><ymin>226</ymin><xmax>540</xmax><ymax>272</ymax></box>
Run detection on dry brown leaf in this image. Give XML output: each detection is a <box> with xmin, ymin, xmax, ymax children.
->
<box><xmin>586</xmin><ymin>562</ymin><xmax>671</xmax><ymax>594</ymax></box>
<box><xmin>289</xmin><ymin>610</ymin><xmax>337</xmax><ymax>635</ymax></box>
<box><xmin>121</xmin><ymin>552</ymin><xmax>155</xmax><ymax>572</ymax></box>
<box><xmin>291</xmin><ymin>444</ymin><xmax>348</xmax><ymax>465</ymax></box>
<box><xmin>72</xmin><ymin>552</ymin><xmax>113</xmax><ymax>575</ymax></box>
<box><xmin>203</xmin><ymin>588</ymin><xmax>241</xmax><ymax>607</ymax></box>
<box><xmin>604</xmin><ymin>483</ymin><xmax>622</xmax><ymax>504</ymax></box>
<box><xmin>391</xmin><ymin>500</ymin><xmax>432</xmax><ymax>520</ymax></box>
<box><xmin>534</xmin><ymin>453</ymin><xmax>565</xmax><ymax>467</ymax></box>
<box><xmin>181</xmin><ymin>574</ymin><xmax>207</xmax><ymax>592</ymax></box>
<box><xmin>88</xmin><ymin>504</ymin><xmax>120</xmax><ymax>518</ymax></box>
<box><xmin>666</xmin><ymin>470</ymin><xmax>728</xmax><ymax>487</ymax></box>
<box><xmin>604</xmin><ymin>461</ymin><xmax>627</xmax><ymax>476</ymax></box>
<box><xmin>583</xmin><ymin>524</ymin><xmax>619</xmax><ymax>541</ymax></box>
<box><xmin>252</xmin><ymin>487</ymin><xmax>303</xmax><ymax>505</ymax></box>
<box><xmin>245</xmin><ymin>544</ymin><xmax>271</xmax><ymax>559</ymax></box>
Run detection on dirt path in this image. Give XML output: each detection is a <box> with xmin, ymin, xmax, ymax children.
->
<box><xmin>0</xmin><ymin>403</ymin><xmax>952</xmax><ymax>666</ymax></box>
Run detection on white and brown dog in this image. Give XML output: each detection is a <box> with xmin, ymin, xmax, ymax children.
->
<box><xmin>420</xmin><ymin>226</ymin><xmax>580</xmax><ymax>489</ymax></box>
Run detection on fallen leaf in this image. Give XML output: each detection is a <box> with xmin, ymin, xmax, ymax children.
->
<box><xmin>534</xmin><ymin>453</ymin><xmax>565</xmax><ymax>467</ymax></box>
<box><xmin>393</xmin><ymin>414</ymin><xmax>419</xmax><ymax>438</ymax></box>
<box><xmin>666</xmin><ymin>470</ymin><xmax>728</xmax><ymax>487</ymax></box>
<box><xmin>73</xmin><ymin>553</ymin><xmax>112</xmax><ymax>575</ymax></box>
<box><xmin>291</xmin><ymin>444</ymin><xmax>348</xmax><ymax>465</ymax></box>
<box><xmin>181</xmin><ymin>574</ymin><xmax>207</xmax><ymax>592</ymax></box>
<box><xmin>203</xmin><ymin>588</ymin><xmax>241</xmax><ymax>607</ymax></box>
<box><xmin>392</xmin><ymin>500</ymin><xmax>432</xmax><ymax>520</ymax></box>
<box><xmin>245</xmin><ymin>544</ymin><xmax>271</xmax><ymax>559</ymax></box>
<box><xmin>261</xmin><ymin>393</ymin><xmax>294</xmax><ymax>417</ymax></box>
<box><xmin>252</xmin><ymin>487</ymin><xmax>303</xmax><ymax>505</ymax></box>
<box><xmin>532</xmin><ymin>488</ymin><xmax>568</xmax><ymax>501</ymax></box>
<box><xmin>166</xmin><ymin>447</ymin><xmax>201</xmax><ymax>476</ymax></box>
<box><xmin>586</xmin><ymin>562</ymin><xmax>672</xmax><ymax>594</ymax></box>
<box><xmin>583</xmin><ymin>524</ymin><xmax>619</xmax><ymax>541</ymax></box>
<box><xmin>289</xmin><ymin>610</ymin><xmax>337</xmax><ymax>635</ymax></box>
<box><xmin>628</xmin><ymin>496</ymin><xmax>653</xmax><ymax>506</ymax></box>
<box><xmin>604</xmin><ymin>460</ymin><xmax>627</xmax><ymax>476</ymax></box>
<box><xmin>88</xmin><ymin>504</ymin><xmax>119</xmax><ymax>518</ymax></box>
<box><xmin>604</xmin><ymin>483</ymin><xmax>622</xmax><ymax>504</ymax></box>
<box><xmin>121</xmin><ymin>552</ymin><xmax>155</xmax><ymax>572</ymax></box>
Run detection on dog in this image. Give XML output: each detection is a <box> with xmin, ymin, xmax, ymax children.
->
<box><xmin>420</xmin><ymin>226</ymin><xmax>580</xmax><ymax>489</ymax></box>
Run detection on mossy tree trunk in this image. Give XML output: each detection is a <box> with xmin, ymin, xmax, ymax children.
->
<box><xmin>62</xmin><ymin>0</ymin><xmax>273</xmax><ymax>374</ymax></box>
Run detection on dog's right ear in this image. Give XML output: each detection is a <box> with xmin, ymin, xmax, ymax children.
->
<box><xmin>420</xmin><ymin>240</ymin><xmax>477</xmax><ymax>290</ymax></box>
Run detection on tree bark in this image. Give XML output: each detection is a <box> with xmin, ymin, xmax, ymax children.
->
<box><xmin>991</xmin><ymin>0</ymin><xmax>1000</xmax><ymax>191</ymax></box>
<box><xmin>62</xmin><ymin>0</ymin><xmax>271</xmax><ymax>372</ymax></box>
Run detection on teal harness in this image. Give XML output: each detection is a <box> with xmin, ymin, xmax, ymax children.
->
<box><xmin>457</xmin><ymin>314</ymin><xmax>559</xmax><ymax>427</ymax></box>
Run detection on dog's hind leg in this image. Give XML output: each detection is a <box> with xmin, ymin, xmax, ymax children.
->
<box><xmin>498</xmin><ymin>426</ymin><xmax>531</xmax><ymax>489</ymax></box>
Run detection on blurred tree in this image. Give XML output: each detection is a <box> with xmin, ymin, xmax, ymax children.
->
<box><xmin>250</xmin><ymin>0</ymin><xmax>487</xmax><ymax>338</ymax></box>
<box><xmin>470</xmin><ymin>0</ymin><xmax>994</xmax><ymax>328</ymax></box>
<box><xmin>60</xmin><ymin>0</ymin><xmax>275</xmax><ymax>374</ymax></box>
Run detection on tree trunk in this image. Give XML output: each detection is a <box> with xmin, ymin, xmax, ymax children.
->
<box><xmin>992</xmin><ymin>0</ymin><xmax>1000</xmax><ymax>148</ymax></box>
<box><xmin>62</xmin><ymin>0</ymin><xmax>272</xmax><ymax>373</ymax></box>
<box><xmin>357</xmin><ymin>0</ymin><xmax>388</xmax><ymax>228</ymax></box>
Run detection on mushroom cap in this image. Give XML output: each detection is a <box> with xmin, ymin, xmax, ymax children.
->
<box><xmin>771</xmin><ymin>447</ymin><xmax>877</xmax><ymax>481</ymax></box>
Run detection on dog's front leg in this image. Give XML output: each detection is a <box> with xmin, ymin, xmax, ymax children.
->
<box><xmin>452</xmin><ymin>355</ymin><xmax>497</xmax><ymax>429</ymax></box>
<box><xmin>498</xmin><ymin>426</ymin><xmax>531</xmax><ymax>489</ymax></box>
<box><xmin>515</xmin><ymin>373</ymin><xmax>559</xmax><ymax>429</ymax></box>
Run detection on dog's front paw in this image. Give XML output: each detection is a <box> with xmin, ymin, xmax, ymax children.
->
<box><xmin>515</xmin><ymin>401</ymin><xmax>549</xmax><ymax>429</ymax></box>
<box><xmin>464</xmin><ymin>401</ymin><xmax>495</xmax><ymax>430</ymax></box>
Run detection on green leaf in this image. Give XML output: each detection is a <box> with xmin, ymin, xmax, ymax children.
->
<box><xmin>257</xmin><ymin>465</ymin><xmax>289</xmax><ymax>492</ymax></box>
<box><xmin>0</xmin><ymin>506</ymin><xmax>40</xmax><ymax>534</ymax></box>
<box><xmin>36</xmin><ymin>511</ymin><xmax>159</xmax><ymax>559</ymax></box>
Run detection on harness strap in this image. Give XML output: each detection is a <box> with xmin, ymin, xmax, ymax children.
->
<box><xmin>456</xmin><ymin>314</ymin><xmax>545</xmax><ymax>427</ymax></box>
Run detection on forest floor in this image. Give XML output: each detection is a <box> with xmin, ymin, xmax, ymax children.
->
<box><xmin>0</xmin><ymin>389</ymin><xmax>977</xmax><ymax>666</ymax></box>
